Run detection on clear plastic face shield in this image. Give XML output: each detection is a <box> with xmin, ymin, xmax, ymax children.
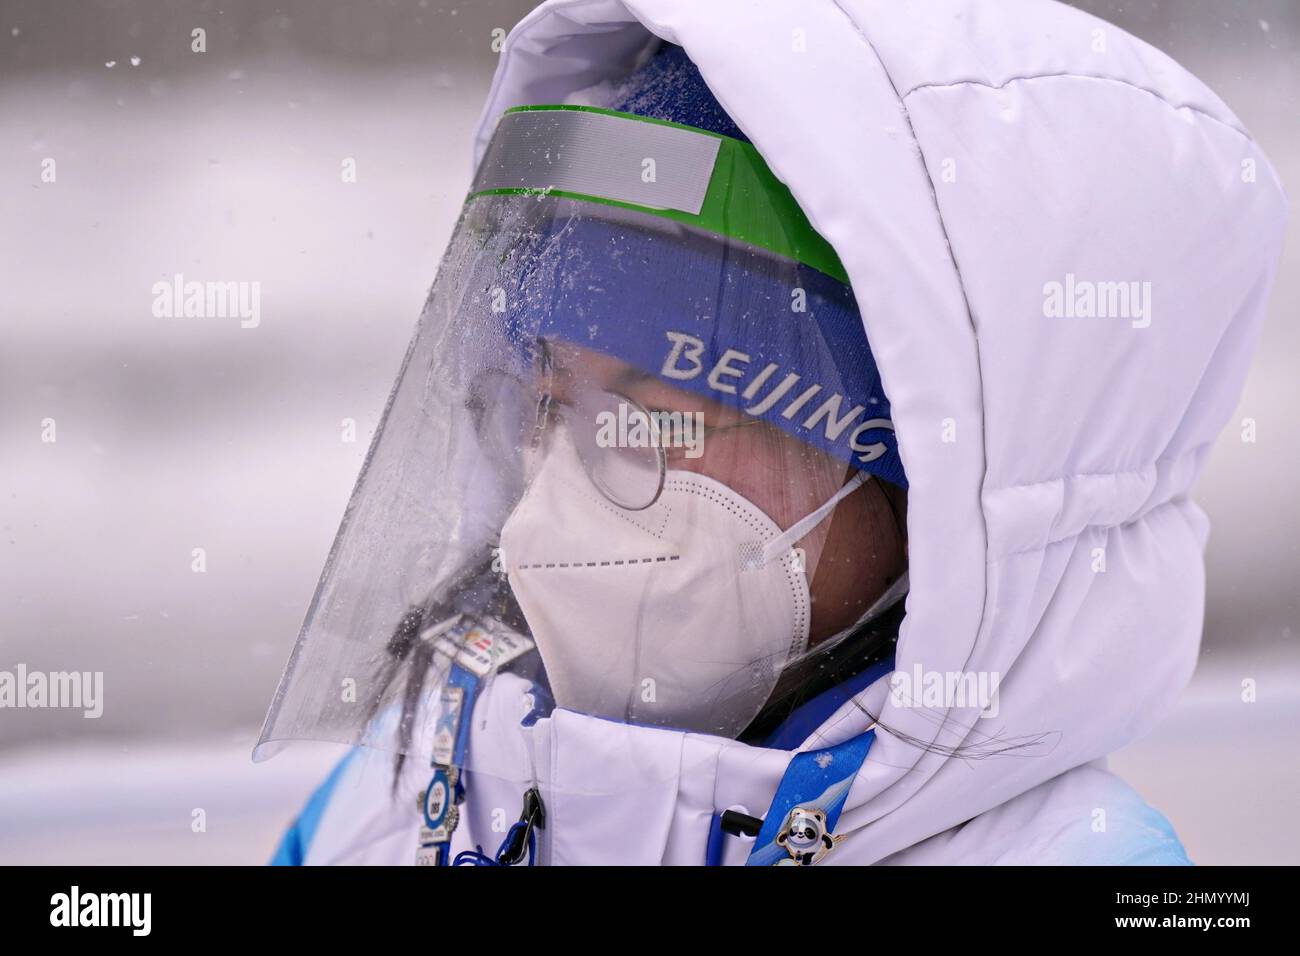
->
<box><xmin>257</xmin><ymin>107</ymin><xmax>908</xmax><ymax>811</ymax></box>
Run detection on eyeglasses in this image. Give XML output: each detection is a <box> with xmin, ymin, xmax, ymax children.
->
<box><xmin>468</xmin><ymin>346</ymin><xmax>765</xmax><ymax>512</ymax></box>
<box><xmin>555</xmin><ymin>387</ymin><xmax>667</xmax><ymax>511</ymax></box>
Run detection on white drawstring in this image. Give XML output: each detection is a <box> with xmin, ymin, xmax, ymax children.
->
<box><xmin>760</xmin><ymin>471</ymin><xmax>872</xmax><ymax>567</ymax></box>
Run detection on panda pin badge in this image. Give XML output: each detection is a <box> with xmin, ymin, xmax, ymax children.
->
<box><xmin>774</xmin><ymin>805</ymin><xmax>842</xmax><ymax>866</ymax></box>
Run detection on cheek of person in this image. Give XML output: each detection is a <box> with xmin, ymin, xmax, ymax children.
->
<box><xmin>808</xmin><ymin>477</ymin><xmax>907</xmax><ymax>645</ymax></box>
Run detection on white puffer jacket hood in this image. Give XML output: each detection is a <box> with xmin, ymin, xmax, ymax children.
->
<box><xmin>465</xmin><ymin>0</ymin><xmax>1286</xmax><ymax>861</ymax></box>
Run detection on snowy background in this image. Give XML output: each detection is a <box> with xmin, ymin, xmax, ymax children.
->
<box><xmin>1</xmin><ymin>0</ymin><xmax>1297</xmax><ymax>864</ymax></box>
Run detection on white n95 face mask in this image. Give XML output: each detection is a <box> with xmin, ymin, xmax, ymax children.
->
<box><xmin>499</xmin><ymin>427</ymin><xmax>868</xmax><ymax>738</ymax></box>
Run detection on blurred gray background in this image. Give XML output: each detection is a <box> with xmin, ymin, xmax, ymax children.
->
<box><xmin>1</xmin><ymin>0</ymin><xmax>1296</xmax><ymax>863</ymax></box>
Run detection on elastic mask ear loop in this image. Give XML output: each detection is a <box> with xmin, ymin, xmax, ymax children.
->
<box><xmin>760</xmin><ymin>471</ymin><xmax>871</xmax><ymax>567</ymax></box>
<box><xmin>856</xmin><ymin>570</ymin><xmax>909</xmax><ymax>624</ymax></box>
<box><xmin>814</xmin><ymin>570</ymin><xmax>910</xmax><ymax>658</ymax></box>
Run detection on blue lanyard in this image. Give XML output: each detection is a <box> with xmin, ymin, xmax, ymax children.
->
<box><xmin>745</xmin><ymin>728</ymin><xmax>876</xmax><ymax>866</ymax></box>
<box><xmin>415</xmin><ymin>662</ymin><xmax>480</xmax><ymax>867</ymax></box>
<box><xmin>728</xmin><ymin>656</ymin><xmax>893</xmax><ymax>866</ymax></box>
<box><xmin>413</xmin><ymin>617</ymin><xmax>887</xmax><ymax>866</ymax></box>
<box><xmin>414</xmin><ymin>614</ymin><xmax>536</xmax><ymax>867</ymax></box>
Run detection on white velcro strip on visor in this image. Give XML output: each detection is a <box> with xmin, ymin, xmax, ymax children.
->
<box><xmin>471</xmin><ymin>107</ymin><xmax>722</xmax><ymax>215</ymax></box>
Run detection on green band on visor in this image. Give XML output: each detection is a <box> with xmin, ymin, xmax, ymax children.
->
<box><xmin>468</xmin><ymin>105</ymin><xmax>849</xmax><ymax>285</ymax></box>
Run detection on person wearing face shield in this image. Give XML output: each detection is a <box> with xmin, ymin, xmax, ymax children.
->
<box><xmin>260</xmin><ymin>1</ymin><xmax>1285</xmax><ymax>867</ymax></box>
